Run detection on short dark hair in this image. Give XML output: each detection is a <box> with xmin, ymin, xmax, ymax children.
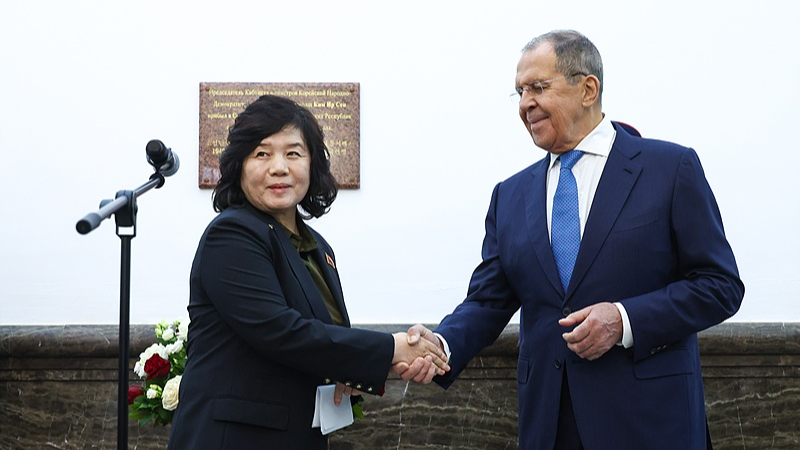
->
<box><xmin>522</xmin><ymin>30</ymin><xmax>604</xmax><ymax>104</ymax></box>
<box><xmin>212</xmin><ymin>95</ymin><xmax>338</xmax><ymax>218</ymax></box>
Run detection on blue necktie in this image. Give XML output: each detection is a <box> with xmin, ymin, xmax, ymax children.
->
<box><xmin>552</xmin><ymin>150</ymin><xmax>584</xmax><ymax>292</ymax></box>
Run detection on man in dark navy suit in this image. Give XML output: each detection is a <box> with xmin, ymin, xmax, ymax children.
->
<box><xmin>403</xmin><ymin>30</ymin><xmax>743</xmax><ymax>450</ymax></box>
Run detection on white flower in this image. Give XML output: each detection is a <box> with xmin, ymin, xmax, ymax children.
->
<box><xmin>176</xmin><ymin>319</ymin><xmax>190</xmax><ymax>341</ymax></box>
<box><xmin>165</xmin><ymin>339</ymin><xmax>183</xmax><ymax>355</ymax></box>
<box><xmin>161</xmin><ymin>328</ymin><xmax>175</xmax><ymax>341</ymax></box>
<box><xmin>161</xmin><ymin>375</ymin><xmax>182</xmax><ymax>411</ymax></box>
<box><xmin>133</xmin><ymin>360</ymin><xmax>146</xmax><ymax>378</ymax></box>
<box><xmin>146</xmin><ymin>387</ymin><xmax>159</xmax><ymax>399</ymax></box>
<box><xmin>141</xmin><ymin>343</ymin><xmax>169</xmax><ymax>360</ymax></box>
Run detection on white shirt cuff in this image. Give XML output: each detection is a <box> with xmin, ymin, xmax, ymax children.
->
<box><xmin>614</xmin><ymin>302</ymin><xmax>634</xmax><ymax>348</ymax></box>
<box><xmin>433</xmin><ymin>332</ymin><xmax>451</xmax><ymax>364</ymax></box>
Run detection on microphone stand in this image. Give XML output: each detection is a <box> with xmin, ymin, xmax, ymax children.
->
<box><xmin>76</xmin><ymin>168</ymin><xmax>170</xmax><ymax>450</ymax></box>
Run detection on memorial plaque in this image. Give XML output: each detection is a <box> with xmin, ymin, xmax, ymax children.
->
<box><xmin>199</xmin><ymin>82</ymin><xmax>360</xmax><ymax>189</ymax></box>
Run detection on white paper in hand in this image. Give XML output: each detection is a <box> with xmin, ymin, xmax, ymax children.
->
<box><xmin>311</xmin><ymin>385</ymin><xmax>354</xmax><ymax>435</ymax></box>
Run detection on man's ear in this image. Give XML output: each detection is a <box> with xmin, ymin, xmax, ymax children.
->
<box><xmin>582</xmin><ymin>75</ymin><xmax>601</xmax><ymax>107</ymax></box>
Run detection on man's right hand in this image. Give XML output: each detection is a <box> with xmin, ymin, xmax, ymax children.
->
<box><xmin>392</xmin><ymin>324</ymin><xmax>446</xmax><ymax>384</ymax></box>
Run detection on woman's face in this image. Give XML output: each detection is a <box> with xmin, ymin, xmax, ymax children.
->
<box><xmin>240</xmin><ymin>126</ymin><xmax>311</xmax><ymax>231</ymax></box>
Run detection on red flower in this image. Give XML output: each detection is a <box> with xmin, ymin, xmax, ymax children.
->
<box><xmin>144</xmin><ymin>354</ymin><xmax>170</xmax><ymax>380</ymax></box>
<box><xmin>128</xmin><ymin>385</ymin><xmax>145</xmax><ymax>405</ymax></box>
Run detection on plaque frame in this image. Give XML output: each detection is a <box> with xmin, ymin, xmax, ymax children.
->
<box><xmin>199</xmin><ymin>82</ymin><xmax>361</xmax><ymax>189</ymax></box>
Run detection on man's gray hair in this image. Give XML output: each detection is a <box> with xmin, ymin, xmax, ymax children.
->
<box><xmin>522</xmin><ymin>30</ymin><xmax>604</xmax><ymax>103</ymax></box>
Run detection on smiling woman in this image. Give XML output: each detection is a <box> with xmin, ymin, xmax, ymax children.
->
<box><xmin>240</xmin><ymin>127</ymin><xmax>311</xmax><ymax>234</ymax></box>
<box><xmin>167</xmin><ymin>95</ymin><xmax>450</xmax><ymax>450</ymax></box>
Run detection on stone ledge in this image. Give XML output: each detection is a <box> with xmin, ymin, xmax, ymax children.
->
<box><xmin>699</xmin><ymin>323</ymin><xmax>800</xmax><ymax>355</ymax></box>
<box><xmin>6</xmin><ymin>322</ymin><xmax>797</xmax><ymax>358</ymax></box>
<box><xmin>1</xmin><ymin>323</ymin><xmax>799</xmax><ymax>449</ymax></box>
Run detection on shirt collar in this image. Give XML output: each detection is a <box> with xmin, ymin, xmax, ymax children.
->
<box><xmin>278</xmin><ymin>219</ymin><xmax>318</xmax><ymax>253</ymax></box>
<box><xmin>548</xmin><ymin>115</ymin><xmax>616</xmax><ymax>169</ymax></box>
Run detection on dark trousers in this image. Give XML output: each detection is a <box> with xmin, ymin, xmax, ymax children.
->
<box><xmin>554</xmin><ymin>369</ymin><xmax>584</xmax><ymax>450</ymax></box>
<box><xmin>554</xmin><ymin>370</ymin><xmax>715</xmax><ymax>450</ymax></box>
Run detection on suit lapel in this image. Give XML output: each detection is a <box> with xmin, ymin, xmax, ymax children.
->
<box><xmin>253</xmin><ymin>208</ymin><xmax>333</xmax><ymax>323</ymax></box>
<box><xmin>524</xmin><ymin>157</ymin><xmax>564</xmax><ymax>296</ymax></box>
<box><xmin>567</xmin><ymin>126</ymin><xmax>642</xmax><ymax>299</ymax></box>
<box><xmin>311</xmin><ymin>239</ymin><xmax>351</xmax><ymax>327</ymax></box>
<box><xmin>280</xmin><ymin>238</ymin><xmax>332</xmax><ymax>322</ymax></box>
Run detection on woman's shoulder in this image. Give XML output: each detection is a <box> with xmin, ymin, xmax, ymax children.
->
<box><xmin>212</xmin><ymin>204</ymin><xmax>274</xmax><ymax>227</ymax></box>
<box><xmin>202</xmin><ymin>204</ymin><xmax>280</xmax><ymax>242</ymax></box>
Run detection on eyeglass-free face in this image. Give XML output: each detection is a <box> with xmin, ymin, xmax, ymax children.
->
<box><xmin>240</xmin><ymin>126</ymin><xmax>311</xmax><ymax>233</ymax></box>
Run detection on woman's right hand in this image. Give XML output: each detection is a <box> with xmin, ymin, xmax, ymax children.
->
<box><xmin>391</xmin><ymin>332</ymin><xmax>450</xmax><ymax>377</ymax></box>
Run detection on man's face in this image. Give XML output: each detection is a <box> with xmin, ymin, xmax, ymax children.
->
<box><xmin>515</xmin><ymin>44</ymin><xmax>590</xmax><ymax>155</ymax></box>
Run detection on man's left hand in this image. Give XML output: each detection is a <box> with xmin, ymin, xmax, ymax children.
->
<box><xmin>559</xmin><ymin>303</ymin><xmax>622</xmax><ymax>360</ymax></box>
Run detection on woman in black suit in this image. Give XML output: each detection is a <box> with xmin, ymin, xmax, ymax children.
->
<box><xmin>168</xmin><ymin>95</ymin><xmax>448</xmax><ymax>449</ymax></box>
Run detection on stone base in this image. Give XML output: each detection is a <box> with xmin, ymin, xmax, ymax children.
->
<box><xmin>1</xmin><ymin>324</ymin><xmax>798</xmax><ymax>449</ymax></box>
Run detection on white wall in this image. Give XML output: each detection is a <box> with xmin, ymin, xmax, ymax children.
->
<box><xmin>1</xmin><ymin>0</ymin><xmax>798</xmax><ymax>325</ymax></box>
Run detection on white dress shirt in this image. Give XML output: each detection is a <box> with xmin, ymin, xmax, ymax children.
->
<box><xmin>436</xmin><ymin>116</ymin><xmax>634</xmax><ymax>364</ymax></box>
<box><xmin>546</xmin><ymin>115</ymin><xmax>633</xmax><ymax>348</ymax></box>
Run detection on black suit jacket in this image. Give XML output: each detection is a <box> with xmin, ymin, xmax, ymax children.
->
<box><xmin>169</xmin><ymin>203</ymin><xmax>394</xmax><ymax>450</ymax></box>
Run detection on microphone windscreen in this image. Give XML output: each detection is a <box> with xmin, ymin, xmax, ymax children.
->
<box><xmin>146</xmin><ymin>140</ymin><xmax>169</xmax><ymax>166</ymax></box>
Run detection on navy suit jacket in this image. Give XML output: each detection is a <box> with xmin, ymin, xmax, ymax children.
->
<box><xmin>169</xmin><ymin>203</ymin><xmax>394</xmax><ymax>450</ymax></box>
<box><xmin>434</xmin><ymin>122</ymin><xmax>744</xmax><ymax>450</ymax></box>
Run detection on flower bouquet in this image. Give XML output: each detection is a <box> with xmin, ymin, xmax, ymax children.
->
<box><xmin>128</xmin><ymin>318</ymin><xmax>188</xmax><ymax>426</ymax></box>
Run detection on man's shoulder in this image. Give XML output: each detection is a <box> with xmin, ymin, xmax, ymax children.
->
<box><xmin>612</xmin><ymin>125</ymin><xmax>695</xmax><ymax>161</ymax></box>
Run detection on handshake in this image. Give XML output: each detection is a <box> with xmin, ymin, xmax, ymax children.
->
<box><xmin>334</xmin><ymin>325</ymin><xmax>447</xmax><ymax>405</ymax></box>
<box><xmin>391</xmin><ymin>324</ymin><xmax>448</xmax><ymax>384</ymax></box>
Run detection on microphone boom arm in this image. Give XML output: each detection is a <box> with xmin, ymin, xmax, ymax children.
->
<box><xmin>75</xmin><ymin>175</ymin><xmax>161</xmax><ymax>235</ymax></box>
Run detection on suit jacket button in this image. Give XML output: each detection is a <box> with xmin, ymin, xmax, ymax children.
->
<box><xmin>554</xmin><ymin>359</ymin><xmax>563</xmax><ymax>370</ymax></box>
<box><xmin>561</xmin><ymin>307</ymin><xmax>572</xmax><ymax>317</ymax></box>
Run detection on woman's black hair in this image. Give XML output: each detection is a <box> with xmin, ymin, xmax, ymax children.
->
<box><xmin>212</xmin><ymin>95</ymin><xmax>337</xmax><ymax>218</ymax></box>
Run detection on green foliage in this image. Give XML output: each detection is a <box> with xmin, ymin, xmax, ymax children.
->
<box><xmin>352</xmin><ymin>395</ymin><xmax>365</xmax><ymax>419</ymax></box>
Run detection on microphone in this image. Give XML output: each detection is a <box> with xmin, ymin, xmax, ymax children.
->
<box><xmin>145</xmin><ymin>139</ymin><xmax>180</xmax><ymax>177</ymax></box>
